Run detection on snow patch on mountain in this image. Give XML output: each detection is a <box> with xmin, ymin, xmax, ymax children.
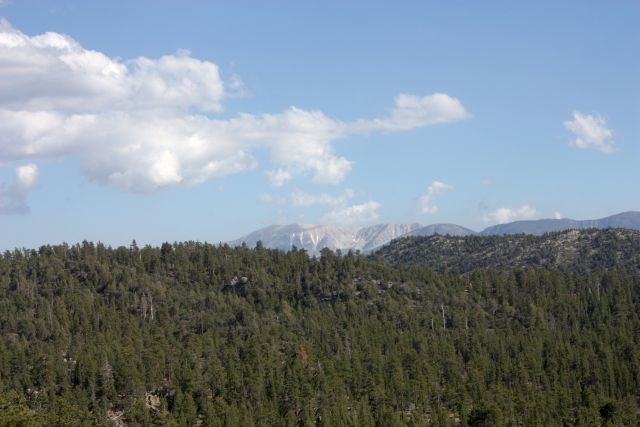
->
<box><xmin>229</xmin><ymin>211</ymin><xmax>640</xmax><ymax>255</ymax></box>
<box><xmin>229</xmin><ymin>223</ymin><xmax>424</xmax><ymax>255</ymax></box>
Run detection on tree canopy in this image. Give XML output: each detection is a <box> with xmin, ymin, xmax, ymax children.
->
<box><xmin>0</xmin><ymin>239</ymin><xmax>638</xmax><ymax>425</ymax></box>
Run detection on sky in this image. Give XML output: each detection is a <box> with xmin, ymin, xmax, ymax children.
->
<box><xmin>0</xmin><ymin>0</ymin><xmax>638</xmax><ymax>249</ymax></box>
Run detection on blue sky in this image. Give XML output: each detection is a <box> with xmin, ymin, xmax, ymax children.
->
<box><xmin>0</xmin><ymin>1</ymin><xmax>638</xmax><ymax>249</ymax></box>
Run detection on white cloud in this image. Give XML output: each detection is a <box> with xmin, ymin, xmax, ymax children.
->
<box><xmin>564</xmin><ymin>111</ymin><xmax>615</xmax><ymax>153</ymax></box>
<box><xmin>290</xmin><ymin>188</ymin><xmax>354</xmax><ymax>207</ymax></box>
<box><xmin>0</xmin><ymin>163</ymin><xmax>38</xmax><ymax>214</ymax></box>
<box><xmin>418</xmin><ymin>180</ymin><xmax>451</xmax><ymax>214</ymax></box>
<box><xmin>349</xmin><ymin>93</ymin><xmax>470</xmax><ymax>132</ymax></box>
<box><xmin>16</xmin><ymin>163</ymin><xmax>38</xmax><ymax>190</ymax></box>
<box><xmin>323</xmin><ymin>201</ymin><xmax>381</xmax><ymax>225</ymax></box>
<box><xmin>0</xmin><ymin>19</ymin><xmax>470</xmax><ymax>197</ymax></box>
<box><xmin>554</xmin><ymin>211</ymin><xmax>563</xmax><ymax>220</ymax></box>
<box><xmin>483</xmin><ymin>205</ymin><xmax>537</xmax><ymax>224</ymax></box>
<box><xmin>259</xmin><ymin>192</ymin><xmax>274</xmax><ymax>203</ymax></box>
<box><xmin>266</xmin><ymin>169</ymin><xmax>294</xmax><ymax>187</ymax></box>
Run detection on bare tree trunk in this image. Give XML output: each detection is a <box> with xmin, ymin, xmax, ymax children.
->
<box><xmin>149</xmin><ymin>294</ymin><xmax>155</xmax><ymax>321</ymax></box>
<box><xmin>141</xmin><ymin>294</ymin><xmax>148</xmax><ymax>320</ymax></box>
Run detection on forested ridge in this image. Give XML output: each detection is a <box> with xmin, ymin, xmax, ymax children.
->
<box><xmin>374</xmin><ymin>228</ymin><xmax>640</xmax><ymax>274</ymax></box>
<box><xmin>0</xmin><ymin>239</ymin><xmax>639</xmax><ymax>426</ymax></box>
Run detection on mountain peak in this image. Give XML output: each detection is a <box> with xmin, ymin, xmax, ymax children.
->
<box><xmin>228</xmin><ymin>222</ymin><xmax>480</xmax><ymax>255</ymax></box>
<box><xmin>481</xmin><ymin>211</ymin><xmax>640</xmax><ymax>236</ymax></box>
<box><xmin>229</xmin><ymin>211</ymin><xmax>640</xmax><ymax>255</ymax></box>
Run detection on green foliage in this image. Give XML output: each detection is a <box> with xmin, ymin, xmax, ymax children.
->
<box><xmin>374</xmin><ymin>228</ymin><xmax>640</xmax><ymax>274</ymax></box>
<box><xmin>0</xmin><ymin>391</ymin><xmax>44</xmax><ymax>426</ymax></box>
<box><xmin>0</xmin><ymin>239</ymin><xmax>638</xmax><ymax>424</ymax></box>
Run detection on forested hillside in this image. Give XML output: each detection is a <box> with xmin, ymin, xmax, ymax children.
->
<box><xmin>0</xmin><ymin>241</ymin><xmax>639</xmax><ymax>425</ymax></box>
<box><xmin>374</xmin><ymin>228</ymin><xmax>640</xmax><ymax>274</ymax></box>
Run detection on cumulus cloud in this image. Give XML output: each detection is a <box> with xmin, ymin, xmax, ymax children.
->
<box><xmin>16</xmin><ymin>163</ymin><xmax>38</xmax><ymax>189</ymax></box>
<box><xmin>349</xmin><ymin>94</ymin><xmax>470</xmax><ymax>132</ymax></box>
<box><xmin>483</xmin><ymin>205</ymin><xmax>537</xmax><ymax>224</ymax></box>
<box><xmin>323</xmin><ymin>201</ymin><xmax>381</xmax><ymax>225</ymax></box>
<box><xmin>554</xmin><ymin>211</ymin><xmax>563</xmax><ymax>220</ymax></box>
<box><xmin>564</xmin><ymin>111</ymin><xmax>615</xmax><ymax>153</ymax></box>
<box><xmin>0</xmin><ymin>19</ymin><xmax>470</xmax><ymax>195</ymax></box>
<box><xmin>0</xmin><ymin>163</ymin><xmax>38</xmax><ymax>214</ymax></box>
<box><xmin>418</xmin><ymin>180</ymin><xmax>451</xmax><ymax>214</ymax></box>
<box><xmin>290</xmin><ymin>188</ymin><xmax>354</xmax><ymax>207</ymax></box>
<box><xmin>290</xmin><ymin>188</ymin><xmax>381</xmax><ymax>226</ymax></box>
<box><xmin>266</xmin><ymin>169</ymin><xmax>294</xmax><ymax>187</ymax></box>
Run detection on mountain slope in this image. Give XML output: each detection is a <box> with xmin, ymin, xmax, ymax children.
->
<box><xmin>230</xmin><ymin>212</ymin><xmax>640</xmax><ymax>255</ymax></box>
<box><xmin>374</xmin><ymin>228</ymin><xmax>640</xmax><ymax>273</ymax></box>
<box><xmin>481</xmin><ymin>211</ymin><xmax>640</xmax><ymax>236</ymax></box>
<box><xmin>354</xmin><ymin>224</ymin><xmax>424</xmax><ymax>252</ymax></box>
<box><xmin>229</xmin><ymin>224</ymin><xmax>356</xmax><ymax>255</ymax></box>
<box><xmin>409</xmin><ymin>223</ymin><xmax>477</xmax><ymax>237</ymax></box>
<box><xmin>2</xmin><ymin>240</ymin><xmax>640</xmax><ymax>424</ymax></box>
<box><xmin>229</xmin><ymin>223</ymin><xmax>424</xmax><ymax>255</ymax></box>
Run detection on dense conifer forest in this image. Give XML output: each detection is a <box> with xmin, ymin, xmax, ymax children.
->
<box><xmin>374</xmin><ymin>228</ymin><xmax>640</xmax><ymax>274</ymax></box>
<box><xmin>0</xmin><ymin>235</ymin><xmax>639</xmax><ymax>425</ymax></box>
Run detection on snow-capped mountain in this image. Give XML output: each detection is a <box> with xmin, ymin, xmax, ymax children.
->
<box><xmin>354</xmin><ymin>224</ymin><xmax>425</xmax><ymax>252</ymax></box>
<box><xmin>229</xmin><ymin>223</ymin><xmax>424</xmax><ymax>255</ymax></box>
<box><xmin>229</xmin><ymin>212</ymin><xmax>640</xmax><ymax>255</ymax></box>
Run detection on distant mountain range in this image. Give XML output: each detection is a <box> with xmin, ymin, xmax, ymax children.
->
<box><xmin>229</xmin><ymin>223</ymin><xmax>424</xmax><ymax>256</ymax></box>
<box><xmin>480</xmin><ymin>211</ymin><xmax>640</xmax><ymax>236</ymax></box>
<box><xmin>410</xmin><ymin>223</ymin><xmax>477</xmax><ymax>237</ymax></box>
<box><xmin>229</xmin><ymin>211</ymin><xmax>640</xmax><ymax>255</ymax></box>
